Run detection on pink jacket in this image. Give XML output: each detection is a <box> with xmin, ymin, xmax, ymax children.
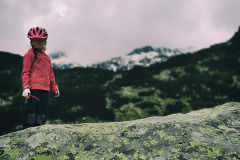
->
<box><xmin>21</xmin><ymin>49</ymin><xmax>59</xmax><ymax>92</ymax></box>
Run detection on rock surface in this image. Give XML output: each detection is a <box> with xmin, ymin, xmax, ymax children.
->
<box><xmin>0</xmin><ymin>102</ymin><xmax>240</xmax><ymax>160</ymax></box>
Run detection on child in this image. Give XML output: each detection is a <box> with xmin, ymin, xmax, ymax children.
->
<box><xmin>21</xmin><ymin>27</ymin><xmax>59</xmax><ymax>127</ymax></box>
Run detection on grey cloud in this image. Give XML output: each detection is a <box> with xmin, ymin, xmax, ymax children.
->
<box><xmin>0</xmin><ymin>0</ymin><xmax>240</xmax><ymax>65</ymax></box>
<box><xmin>213</xmin><ymin>0</ymin><xmax>240</xmax><ymax>31</ymax></box>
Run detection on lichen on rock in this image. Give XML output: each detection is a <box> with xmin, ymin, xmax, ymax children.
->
<box><xmin>0</xmin><ymin>102</ymin><xmax>240</xmax><ymax>160</ymax></box>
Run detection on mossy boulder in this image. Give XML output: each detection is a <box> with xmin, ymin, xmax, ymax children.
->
<box><xmin>0</xmin><ymin>102</ymin><xmax>240</xmax><ymax>160</ymax></box>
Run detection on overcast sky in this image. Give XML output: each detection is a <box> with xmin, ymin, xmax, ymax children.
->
<box><xmin>0</xmin><ymin>0</ymin><xmax>240</xmax><ymax>66</ymax></box>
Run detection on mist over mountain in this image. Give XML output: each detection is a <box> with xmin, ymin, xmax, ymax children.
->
<box><xmin>91</xmin><ymin>46</ymin><xmax>197</xmax><ymax>72</ymax></box>
<box><xmin>49</xmin><ymin>51</ymin><xmax>82</xmax><ymax>69</ymax></box>
<box><xmin>50</xmin><ymin>51</ymin><xmax>67</xmax><ymax>60</ymax></box>
<box><xmin>49</xmin><ymin>46</ymin><xmax>196</xmax><ymax>71</ymax></box>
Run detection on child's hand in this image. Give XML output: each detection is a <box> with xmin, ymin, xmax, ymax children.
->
<box><xmin>22</xmin><ymin>88</ymin><xmax>31</xmax><ymax>99</ymax></box>
<box><xmin>54</xmin><ymin>90</ymin><xmax>60</xmax><ymax>98</ymax></box>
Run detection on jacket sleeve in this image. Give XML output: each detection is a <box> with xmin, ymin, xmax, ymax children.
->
<box><xmin>21</xmin><ymin>51</ymin><xmax>34</xmax><ymax>90</ymax></box>
<box><xmin>50</xmin><ymin>64</ymin><xmax>59</xmax><ymax>92</ymax></box>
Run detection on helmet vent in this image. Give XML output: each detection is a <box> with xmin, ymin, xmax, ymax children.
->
<box><xmin>27</xmin><ymin>27</ymin><xmax>48</xmax><ymax>39</ymax></box>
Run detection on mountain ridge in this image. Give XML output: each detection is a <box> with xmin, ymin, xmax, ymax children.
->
<box><xmin>91</xmin><ymin>46</ymin><xmax>197</xmax><ymax>72</ymax></box>
<box><xmin>49</xmin><ymin>51</ymin><xmax>82</xmax><ymax>69</ymax></box>
<box><xmin>47</xmin><ymin>46</ymin><xmax>197</xmax><ymax>71</ymax></box>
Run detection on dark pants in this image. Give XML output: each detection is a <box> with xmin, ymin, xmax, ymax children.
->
<box><xmin>25</xmin><ymin>89</ymin><xmax>48</xmax><ymax>127</ymax></box>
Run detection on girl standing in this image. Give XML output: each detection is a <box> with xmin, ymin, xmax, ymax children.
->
<box><xmin>21</xmin><ymin>27</ymin><xmax>59</xmax><ymax>127</ymax></box>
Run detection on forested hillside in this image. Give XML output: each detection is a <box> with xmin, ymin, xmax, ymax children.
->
<box><xmin>103</xmin><ymin>27</ymin><xmax>240</xmax><ymax>121</ymax></box>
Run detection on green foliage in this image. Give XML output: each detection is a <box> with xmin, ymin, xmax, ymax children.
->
<box><xmin>114</xmin><ymin>103</ymin><xmax>150</xmax><ymax>121</ymax></box>
<box><xmin>47</xmin><ymin>67</ymin><xmax>116</xmax><ymax>122</ymax></box>
<box><xmin>104</xmin><ymin>37</ymin><xmax>240</xmax><ymax>121</ymax></box>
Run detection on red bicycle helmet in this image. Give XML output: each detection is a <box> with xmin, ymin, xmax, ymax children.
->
<box><xmin>27</xmin><ymin>27</ymin><xmax>48</xmax><ymax>39</ymax></box>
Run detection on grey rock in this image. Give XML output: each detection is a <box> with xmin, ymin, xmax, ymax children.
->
<box><xmin>0</xmin><ymin>102</ymin><xmax>239</xmax><ymax>160</ymax></box>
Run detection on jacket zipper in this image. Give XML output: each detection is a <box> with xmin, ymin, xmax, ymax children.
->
<box><xmin>44</xmin><ymin>53</ymin><xmax>48</xmax><ymax>90</ymax></box>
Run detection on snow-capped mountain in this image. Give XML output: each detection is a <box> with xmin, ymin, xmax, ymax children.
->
<box><xmin>50</xmin><ymin>51</ymin><xmax>82</xmax><ymax>69</ymax></box>
<box><xmin>91</xmin><ymin>46</ymin><xmax>196</xmax><ymax>72</ymax></box>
